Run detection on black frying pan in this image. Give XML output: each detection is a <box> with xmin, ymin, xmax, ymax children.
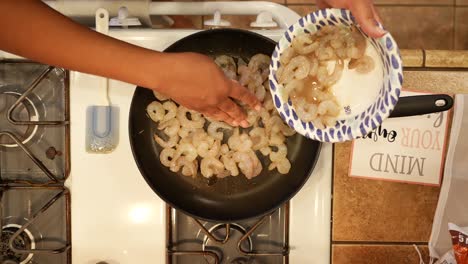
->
<box><xmin>129</xmin><ymin>29</ymin><xmax>453</xmax><ymax>222</ymax></box>
<box><xmin>129</xmin><ymin>29</ymin><xmax>321</xmax><ymax>222</ymax></box>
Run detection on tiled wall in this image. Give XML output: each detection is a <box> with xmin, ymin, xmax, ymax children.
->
<box><xmin>156</xmin><ymin>0</ymin><xmax>468</xmax><ymax>50</ymax></box>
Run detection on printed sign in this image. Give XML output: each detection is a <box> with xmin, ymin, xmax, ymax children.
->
<box><xmin>349</xmin><ymin>90</ymin><xmax>451</xmax><ymax>186</ymax></box>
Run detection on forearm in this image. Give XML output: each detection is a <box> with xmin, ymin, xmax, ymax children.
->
<box><xmin>0</xmin><ymin>0</ymin><xmax>164</xmax><ymax>89</ymax></box>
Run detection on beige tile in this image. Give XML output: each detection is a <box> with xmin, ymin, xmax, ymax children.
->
<box><xmin>374</xmin><ymin>0</ymin><xmax>453</xmax><ymax>4</ymax></box>
<box><xmin>332</xmin><ymin>142</ymin><xmax>441</xmax><ymax>242</ymax></box>
<box><xmin>400</xmin><ymin>49</ymin><xmax>424</xmax><ymax>67</ymax></box>
<box><xmin>455</xmin><ymin>8</ymin><xmax>468</xmax><ymax>49</ymax></box>
<box><xmin>456</xmin><ymin>0</ymin><xmax>468</xmax><ymax>5</ymax></box>
<box><xmin>332</xmin><ymin>245</ymin><xmax>430</xmax><ymax>264</ymax></box>
<box><xmin>403</xmin><ymin>70</ymin><xmax>468</xmax><ymax>94</ymax></box>
<box><xmin>377</xmin><ymin>6</ymin><xmax>454</xmax><ymax>49</ymax></box>
<box><xmin>286</xmin><ymin>0</ymin><xmax>316</xmax><ymax>5</ymax></box>
<box><xmin>425</xmin><ymin>50</ymin><xmax>468</xmax><ymax>68</ymax></box>
<box><xmin>287</xmin><ymin>5</ymin><xmax>318</xmax><ymax>17</ymax></box>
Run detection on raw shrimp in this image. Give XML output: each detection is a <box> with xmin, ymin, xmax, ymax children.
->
<box><xmin>317</xmin><ymin>100</ymin><xmax>340</xmax><ymax>117</ymax></box>
<box><xmin>269</xmin><ymin>143</ymin><xmax>287</xmax><ymax>162</ymax></box>
<box><xmin>154</xmin><ymin>134</ymin><xmax>179</xmax><ymax>148</ymax></box>
<box><xmin>200</xmin><ymin>157</ymin><xmax>225</xmax><ymax>178</ymax></box>
<box><xmin>248</xmin><ymin>54</ymin><xmax>270</xmax><ymax>81</ymax></box>
<box><xmin>269</xmin><ymin>132</ymin><xmax>286</xmax><ymax>146</ymax></box>
<box><xmin>160</xmin><ymin>147</ymin><xmax>175</xmax><ymax>167</ymax></box>
<box><xmin>284</xmin><ymin>79</ymin><xmax>304</xmax><ymax>99</ymax></box>
<box><xmin>263</xmin><ymin>97</ymin><xmax>274</xmax><ymax>112</ymax></box>
<box><xmin>146</xmin><ymin>101</ymin><xmax>165</xmax><ymax>123</ymax></box>
<box><xmin>254</xmin><ymin>85</ymin><xmax>266</xmax><ymax>102</ymax></box>
<box><xmin>249</xmin><ymin>127</ymin><xmax>268</xmax><ymax>150</ymax></box>
<box><xmin>177</xmin><ymin>106</ymin><xmax>205</xmax><ymax>129</ymax></box>
<box><xmin>280</xmin><ymin>125</ymin><xmax>296</xmax><ymax>136</ymax></box>
<box><xmin>280</xmin><ymin>46</ymin><xmax>296</xmax><ymax>64</ymax></box>
<box><xmin>348</xmin><ymin>55</ymin><xmax>374</xmax><ymax>74</ymax></box>
<box><xmin>317</xmin><ymin>46</ymin><xmax>335</xmax><ymax>61</ymax></box>
<box><xmin>178</xmin><ymin>126</ymin><xmax>197</xmax><ymax>139</ymax></box>
<box><xmin>322</xmin><ymin>115</ymin><xmax>338</xmax><ymax>127</ymax></box>
<box><xmin>228</xmin><ymin>129</ymin><xmax>253</xmax><ymax>152</ymax></box>
<box><xmin>150</xmin><ymin>53</ymin><xmax>297</xmax><ymax>180</ymax></box>
<box><xmin>292</xmin><ymin>33</ymin><xmax>319</xmax><ymax>55</ymax></box>
<box><xmin>232</xmin><ymin>134</ymin><xmax>253</xmax><ymax>152</ymax></box>
<box><xmin>271</xmin><ymin>158</ymin><xmax>291</xmax><ymax>174</ymax></box>
<box><xmin>312</xmin><ymin>117</ymin><xmax>325</xmax><ymax>130</ymax></box>
<box><xmin>308</xmin><ymin>56</ymin><xmax>319</xmax><ymax>77</ymax></box>
<box><xmin>215</xmin><ymin>55</ymin><xmax>237</xmax><ymax>80</ymax></box>
<box><xmin>238</xmin><ymin>65</ymin><xmax>252</xmax><ymax>86</ymax></box>
<box><xmin>260</xmin><ymin>146</ymin><xmax>271</xmax><ymax>156</ymax></box>
<box><xmin>172</xmin><ymin>157</ymin><xmax>198</xmax><ymax>177</ymax></box>
<box><xmin>246</xmin><ymin>109</ymin><xmax>260</xmax><ymax>127</ymax></box>
<box><xmin>181</xmin><ymin>159</ymin><xmax>198</xmax><ymax>177</ymax></box>
<box><xmin>192</xmin><ymin>129</ymin><xmax>209</xmax><ymax>143</ymax></box>
<box><xmin>153</xmin><ymin>90</ymin><xmax>169</xmax><ymax>101</ymax></box>
<box><xmin>233</xmin><ymin>151</ymin><xmax>254</xmax><ymax>179</ymax></box>
<box><xmin>246</xmin><ymin>150</ymin><xmax>262</xmax><ymax>178</ymax></box>
<box><xmin>173</xmin><ymin>142</ymin><xmax>198</xmax><ymax>162</ymax></box>
<box><xmin>162</xmin><ymin>101</ymin><xmax>177</xmax><ymax>122</ymax></box>
<box><xmin>280</xmin><ymin>55</ymin><xmax>310</xmax><ymax>84</ymax></box>
<box><xmin>311</xmin><ymin>88</ymin><xmax>334</xmax><ymax>101</ymax></box>
<box><xmin>221</xmin><ymin>153</ymin><xmax>239</xmax><ymax>176</ymax></box>
<box><xmin>266</xmin><ymin>115</ymin><xmax>284</xmax><ymax>134</ymax></box>
<box><xmin>197</xmin><ymin>139</ymin><xmax>221</xmax><ymax>158</ymax></box>
<box><xmin>220</xmin><ymin>144</ymin><xmax>230</xmax><ymax>155</ymax></box>
<box><xmin>207</xmin><ymin>121</ymin><xmax>232</xmax><ymax>140</ymax></box>
<box><xmin>293</xmin><ymin>97</ymin><xmax>318</xmax><ymax>122</ymax></box>
<box><xmin>276</xmin><ymin>66</ymin><xmax>284</xmax><ymax>82</ymax></box>
<box><xmin>158</xmin><ymin>119</ymin><xmax>180</xmax><ymax>137</ymax></box>
<box><xmin>317</xmin><ymin>60</ymin><xmax>344</xmax><ymax>87</ymax></box>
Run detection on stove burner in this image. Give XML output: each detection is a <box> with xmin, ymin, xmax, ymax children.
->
<box><xmin>0</xmin><ymin>224</ymin><xmax>35</xmax><ymax>264</ymax></box>
<box><xmin>0</xmin><ymin>91</ymin><xmax>39</xmax><ymax>148</ymax></box>
<box><xmin>202</xmin><ymin>224</ymin><xmax>253</xmax><ymax>264</ymax></box>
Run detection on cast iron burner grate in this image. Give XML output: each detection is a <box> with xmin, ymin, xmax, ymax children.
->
<box><xmin>0</xmin><ymin>63</ymin><xmax>70</xmax><ymax>185</ymax></box>
<box><xmin>0</xmin><ymin>226</ymin><xmax>34</xmax><ymax>264</ymax></box>
<box><xmin>167</xmin><ymin>203</ymin><xmax>289</xmax><ymax>264</ymax></box>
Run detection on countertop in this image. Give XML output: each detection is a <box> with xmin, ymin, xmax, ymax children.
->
<box><xmin>331</xmin><ymin>49</ymin><xmax>468</xmax><ymax>263</ymax></box>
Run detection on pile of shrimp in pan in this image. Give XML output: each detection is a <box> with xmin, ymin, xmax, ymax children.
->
<box><xmin>146</xmin><ymin>54</ymin><xmax>296</xmax><ymax>180</ymax></box>
<box><xmin>277</xmin><ymin>25</ymin><xmax>375</xmax><ymax>129</ymax></box>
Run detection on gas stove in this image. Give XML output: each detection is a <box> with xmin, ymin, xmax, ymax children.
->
<box><xmin>0</xmin><ymin>62</ymin><xmax>70</xmax><ymax>263</ymax></box>
<box><xmin>0</xmin><ymin>2</ymin><xmax>332</xmax><ymax>264</ymax></box>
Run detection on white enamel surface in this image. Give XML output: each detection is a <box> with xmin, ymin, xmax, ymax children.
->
<box><xmin>66</xmin><ymin>28</ymin><xmax>331</xmax><ymax>264</ymax></box>
<box><xmin>332</xmin><ymin>43</ymin><xmax>383</xmax><ymax>118</ymax></box>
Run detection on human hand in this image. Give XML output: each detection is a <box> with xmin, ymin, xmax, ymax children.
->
<box><xmin>316</xmin><ymin>0</ymin><xmax>386</xmax><ymax>38</ymax></box>
<box><xmin>154</xmin><ymin>52</ymin><xmax>261</xmax><ymax>127</ymax></box>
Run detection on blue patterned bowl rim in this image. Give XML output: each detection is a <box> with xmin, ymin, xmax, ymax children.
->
<box><xmin>268</xmin><ymin>8</ymin><xmax>403</xmax><ymax>143</ymax></box>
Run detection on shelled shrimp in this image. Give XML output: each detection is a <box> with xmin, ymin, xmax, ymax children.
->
<box><xmin>148</xmin><ymin>54</ymin><xmax>296</xmax><ymax>180</ymax></box>
<box><xmin>277</xmin><ymin>25</ymin><xmax>375</xmax><ymax>128</ymax></box>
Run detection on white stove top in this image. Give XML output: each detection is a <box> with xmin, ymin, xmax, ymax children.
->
<box><xmin>66</xmin><ymin>28</ymin><xmax>332</xmax><ymax>264</ymax></box>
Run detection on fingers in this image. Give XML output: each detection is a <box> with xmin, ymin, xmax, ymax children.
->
<box><xmin>371</xmin><ymin>4</ymin><xmax>383</xmax><ymax>24</ymax></box>
<box><xmin>349</xmin><ymin>0</ymin><xmax>386</xmax><ymax>38</ymax></box>
<box><xmin>228</xmin><ymin>80</ymin><xmax>262</xmax><ymax>111</ymax></box>
<box><xmin>202</xmin><ymin>107</ymin><xmax>236</xmax><ymax>126</ymax></box>
<box><xmin>218</xmin><ymin>98</ymin><xmax>247</xmax><ymax>124</ymax></box>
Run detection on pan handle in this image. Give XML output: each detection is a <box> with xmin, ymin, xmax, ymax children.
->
<box><xmin>388</xmin><ymin>94</ymin><xmax>453</xmax><ymax>118</ymax></box>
